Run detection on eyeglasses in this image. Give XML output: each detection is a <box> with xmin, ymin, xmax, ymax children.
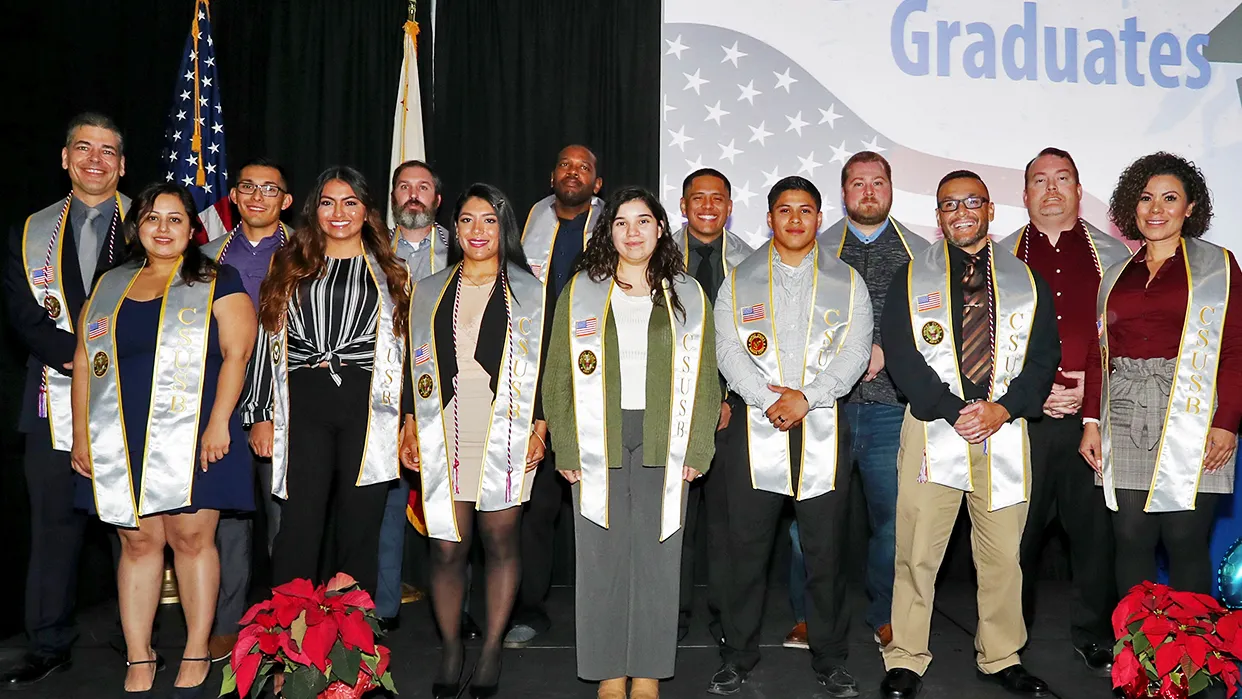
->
<box><xmin>235</xmin><ymin>182</ymin><xmax>285</xmax><ymax>198</ymax></box>
<box><xmin>937</xmin><ymin>196</ymin><xmax>988</xmax><ymax>213</ymax></box>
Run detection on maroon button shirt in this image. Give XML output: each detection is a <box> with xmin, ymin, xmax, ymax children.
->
<box><xmin>1083</xmin><ymin>245</ymin><xmax>1242</xmax><ymax>431</ymax></box>
<box><xmin>1015</xmin><ymin>220</ymin><xmax>1101</xmax><ymax>387</ymax></box>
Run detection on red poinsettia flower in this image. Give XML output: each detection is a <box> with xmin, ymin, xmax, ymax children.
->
<box><xmin>233</xmin><ymin>650</ymin><xmax>264</xmax><ymax>698</ymax></box>
<box><xmin>1155</xmin><ymin>641</ymin><xmax>1186</xmax><ymax>678</ymax></box>
<box><xmin>1142</xmin><ymin>614</ymin><xmax>1178</xmax><ymax>644</ymax></box>
<box><xmin>339</xmin><ymin>609</ymin><xmax>376</xmax><ymax>654</ymax></box>
<box><xmin>1218</xmin><ymin>612</ymin><xmax>1242</xmax><ymax>644</ymax></box>
<box><xmin>339</xmin><ymin>588</ymin><xmax>377</xmax><ymax>611</ymax></box>
<box><xmin>1175</xmin><ymin>631</ymin><xmax>1211</xmax><ymax>672</ymax></box>
<box><xmin>238</xmin><ymin>599</ymin><xmax>274</xmax><ymax>627</ymax></box>
<box><xmin>1114</xmin><ymin>645</ymin><xmax>1141</xmax><ymax>690</ymax></box>
<box><xmin>326</xmin><ymin>572</ymin><xmax>358</xmax><ymax>593</ymax></box>
<box><xmin>301</xmin><ymin>614</ymin><xmax>339</xmax><ymax>671</ymax></box>
<box><xmin>374</xmin><ymin>644</ymin><xmax>391</xmax><ymax>679</ymax></box>
<box><xmin>1157</xmin><ymin>671</ymin><xmax>1189</xmax><ymax>699</ymax></box>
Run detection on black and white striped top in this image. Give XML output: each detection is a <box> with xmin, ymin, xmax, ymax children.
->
<box><xmin>242</xmin><ymin>255</ymin><xmax>380</xmax><ymax>423</ymax></box>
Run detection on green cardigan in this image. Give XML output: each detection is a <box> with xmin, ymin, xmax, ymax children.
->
<box><xmin>543</xmin><ymin>288</ymin><xmax>722</xmax><ymax>473</ymax></box>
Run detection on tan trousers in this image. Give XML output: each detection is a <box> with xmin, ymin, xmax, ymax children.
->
<box><xmin>882</xmin><ymin>409</ymin><xmax>1030</xmax><ymax>675</ymax></box>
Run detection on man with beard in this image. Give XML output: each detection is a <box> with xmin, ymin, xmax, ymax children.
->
<box><xmin>1005</xmin><ymin>148</ymin><xmax>1130</xmax><ymax>677</ymax></box>
<box><xmin>505</xmin><ymin>145</ymin><xmax>605</xmax><ymax>647</ymax></box>
<box><xmin>2</xmin><ymin>113</ymin><xmax>129</xmax><ymax>687</ymax></box>
<box><xmin>202</xmin><ymin>158</ymin><xmax>294</xmax><ymax>661</ymax></box>
<box><xmin>672</xmin><ymin>168</ymin><xmax>752</xmax><ymax>644</ymax></box>
<box><xmin>812</xmin><ymin>151</ymin><xmax>927</xmax><ymax>650</ymax></box>
<box><xmin>374</xmin><ymin>159</ymin><xmax>450</xmax><ymax>631</ymax></box>
<box><xmin>879</xmin><ymin>171</ymin><xmax>1058</xmax><ymax>699</ymax></box>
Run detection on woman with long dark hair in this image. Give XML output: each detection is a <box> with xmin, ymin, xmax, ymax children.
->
<box><xmin>243</xmin><ymin>166</ymin><xmax>411</xmax><ymax>597</ymax></box>
<box><xmin>399</xmin><ymin>183</ymin><xmax>548</xmax><ymax>698</ymax></box>
<box><xmin>542</xmin><ymin>186</ymin><xmax>720</xmax><ymax>699</ymax></box>
<box><xmin>70</xmin><ymin>182</ymin><xmax>257</xmax><ymax>697</ymax></box>
<box><xmin>1081</xmin><ymin>152</ymin><xmax>1242</xmax><ymax>596</ymax></box>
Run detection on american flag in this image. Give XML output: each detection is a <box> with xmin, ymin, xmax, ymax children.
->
<box><xmin>740</xmin><ymin>303</ymin><xmax>765</xmax><ymax>323</ymax></box>
<box><xmin>414</xmin><ymin>343</ymin><xmax>431</xmax><ymax>366</ymax></box>
<box><xmin>574</xmin><ymin>317</ymin><xmax>598</xmax><ymax>338</ymax></box>
<box><xmin>30</xmin><ymin>266</ymin><xmax>54</xmax><ymax>286</ymax></box>
<box><xmin>916</xmin><ymin>292</ymin><xmax>942</xmax><ymax>313</ymax></box>
<box><xmin>87</xmin><ymin>318</ymin><xmax>109</xmax><ymax>340</ymax></box>
<box><xmin>162</xmin><ymin>0</ymin><xmax>231</xmax><ymax>243</ymax></box>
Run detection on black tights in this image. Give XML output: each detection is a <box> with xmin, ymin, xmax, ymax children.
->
<box><xmin>429</xmin><ymin>502</ymin><xmax>521</xmax><ymax>685</ymax></box>
<box><xmin>1112</xmin><ymin>489</ymin><xmax>1219</xmax><ymax>596</ymax></box>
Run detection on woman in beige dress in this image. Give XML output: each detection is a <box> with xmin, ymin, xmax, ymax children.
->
<box><xmin>401</xmin><ymin>183</ymin><xmax>548</xmax><ymax>699</ymax></box>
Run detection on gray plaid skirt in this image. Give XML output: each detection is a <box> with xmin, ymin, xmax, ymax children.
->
<box><xmin>1103</xmin><ymin>356</ymin><xmax>1234</xmax><ymax>495</ymax></box>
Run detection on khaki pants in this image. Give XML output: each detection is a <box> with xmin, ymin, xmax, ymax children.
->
<box><xmin>882</xmin><ymin>409</ymin><xmax>1029</xmax><ymax>675</ymax></box>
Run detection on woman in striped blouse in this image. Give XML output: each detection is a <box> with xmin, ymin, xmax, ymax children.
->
<box><xmin>242</xmin><ymin>166</ymin><xmax>411</xmax><ymax>596</ymax></box>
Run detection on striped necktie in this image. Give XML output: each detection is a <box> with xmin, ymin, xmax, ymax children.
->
<box><xmin>960</xmin><ymin>253</ymin><xmax>992</xmax><ymax>386</ymax></box>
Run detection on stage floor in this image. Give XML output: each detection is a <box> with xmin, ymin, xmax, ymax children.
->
<box><xmin>0</xmin><ymin>581</ymin><xmax>1116</xmax><ymax>698</ymax></box>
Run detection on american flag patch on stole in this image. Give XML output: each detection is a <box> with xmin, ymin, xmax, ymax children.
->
<box><xmin>741</xmin><ymin>304</ymin><xmax>765</xmax><ymax>323</ymax></box>
<box><xmin>30</xmin><ymin>266</ymin><xmax>54</xmax><ymax>286</ymax></box>
<box><xmin>87</xmin><ymin>318</ymin><xmax>109</xmax><ymax>340</ymax></box>
<box><xmin>575</xmin><ymin>317</ymin><xmax>598</xmax><ymax>337</ymax></box>
<box><xmin>916</xmin><ymin>292</ymin><xmax>942</xmax><ymax>312</ymax></box>
<box><xmin>414</xmin><ymin>343</ymin><xmax>431</xmax><ymax>366</ymax></box>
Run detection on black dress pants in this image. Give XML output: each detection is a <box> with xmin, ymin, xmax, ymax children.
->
<box><xmin>22</xmin><ymin>426</ymin><xmax>87</xmax><ymax>658</ymax></box>
<box><xmin>271</xmin><ymin>367</ymin><xmax>388</xmax><ymax>596</ymax></box>
<box><xmin>719</xmin><ymin>415</ymin><xmax>852</xmax><ymax>674</ymax></box>
<box><xmin>1018</xmin><ymin>415</ymin><xmax>1116</xmax><ymax>648</ymax></box>
<box><xmin>510</xmin><ymin>451</ymin><xmax>565</xmax><ymax>631</ymax></box>
<box><xmin>1113</xmin><ymin>488</ymin><xmax>1219</xmax><ymax>596</ymax></box>
<box><xmin>678</xmin><ymin>396</ymin><xmax>735</xmax><ymax>637</ymax></box>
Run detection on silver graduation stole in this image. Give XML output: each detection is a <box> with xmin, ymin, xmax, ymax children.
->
<box><xmin>829</xmin><ymin>216</ymin><xmax>928</xmax><ymax>258</ymax></box>
<box><xmin>730</xmin><ymin>242</ymin><xmax>858</xmax><ymax>500</ymax></box>
<box><xmin>22</xmin><ymin>193</ymin><xmax>129</xmax><ymax>451</ymax></box>
<box><xmin>1009</xmin><ymin>218</ymin><xmax>1131</xmax><ymax>272</ymax></box>
<box><xmin>674</xmin><ymin>227</ymin><xmax>753</xmax><ymax>275</ymax></box>
<box><xmin>567</xmin><ymin>271</ymin><xmax>708</xmax><ymax>541</ymax></box>
<box><xmin>1097</xmin><ymin>237</ymin><xmax>1230</xmax><ymax>513</ymax></box>
<box><xmin>409</xmin><ymin>263</ymin><xmax>547</xmax><ymax>542</ymax></box>
<box><xmin>520</xmin><ymin>194</ymin><xmax>604</xmax><ymax>284</ymax></box>
<box><xmin>908</xmin><ymin>241</ymin><xmax>1036</xmax><ymax>511</ymax></box>
<box><xmin>83</xmin><ymin>260</ymin><xmax>217</xmax><ymax>527</ymax></box>
<box><xmin>268</xmin><ymin>252</ymin><xmax>404</xmax><ymax>498</ymax></box>
<box><xmin>200</xmin><ymin>222</ymin><xmax>288</xmax><ymax>262</ymax></box>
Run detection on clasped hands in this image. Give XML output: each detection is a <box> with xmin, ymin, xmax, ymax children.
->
<box><xmin>396</xmin><ymin>416</ymin><xmax>548</xmax><ymax>473</ymax></box>
<box><xmin>954</xmin><ymin>401</ymin><xmax>1009</xmax><ymax>444</ymax></box>
<box><xmin>1042</xmin><ymin>370</ymin><xmax>1084</xmax><ymax>418</ymax></box>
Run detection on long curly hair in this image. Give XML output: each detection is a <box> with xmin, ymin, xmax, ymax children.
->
<box><xmin>258</xmin><ymin>166</ymin><xmax>410</xmax><ymax>337</ymax></box>
<box><xmin>1108</xmin><ymin>152</ymin><xmax>1213</xmax><ymax>241</ymax></box>
<box><xmin>572</xmin><ymin>186</ymin><xmax>686</xmax><ymax>319</ymax></box>
<box><xmin>120</xmin><ymin>182</ymin><xmax>217</xmax><ymax>285</ymax></box>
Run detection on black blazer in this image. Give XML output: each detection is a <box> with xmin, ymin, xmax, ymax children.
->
<box><xmin>5</xmin><ymin>212</ymin><xmax>126</xmax><ymax>433</ymax></box>
<box><xmin>430</xmin><ymin>268</ymin><xmax>550</xmax><ymax>421</ymax></box>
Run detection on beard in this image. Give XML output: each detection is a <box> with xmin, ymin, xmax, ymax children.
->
<box><xmin>846</xmin><ymin>199</ymin><xmax>889</xmax><ymax>226</ymax></box>
<box><xmin>393</xmin><ymin>200</ymin><xmax>436</xmax><ymax>229</ymax></box>
<box><xmin>553</xmin><ymin>179</ymin><xmax>593</xmax><ymax>208</ymax></box>
<box><xmin>946</xmin><ymin>218</ymin><xmax>990</xmax><ymax>248</ymax></box>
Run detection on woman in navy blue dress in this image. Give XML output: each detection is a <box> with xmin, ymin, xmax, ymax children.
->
<box><xmin>69</xmin><ymin>183</ymin><xmax>257</xmax><ymax>697</ymax></box>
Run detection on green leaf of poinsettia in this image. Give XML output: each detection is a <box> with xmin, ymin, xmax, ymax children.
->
<box><xmin>283</xmin><ymin>666</ymin><xmax>330</xmax><ymax>699</ymax></box>
<box><xmin>1188</xmin><ymin>670</ymin><xmax>1211</xmax><ymax>695</ymax></box>
<box><xmin>328</xmin><ymin>644</ymin><xmax>363</xmax><ymax>685</ymax></box>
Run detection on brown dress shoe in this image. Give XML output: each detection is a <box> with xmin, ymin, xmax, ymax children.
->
<box><xmin>598</xmin><ymin>677</ymin><xmax>627</xmax><ymax>699</ymax></box>
<box><xmin>783</xmin><ymin>622</ymin><xmax>809</xmax><ymax>650</ymax></box>
<box><xmin>631</xmin><ymin>677</ymin><xmax>659</xmax><ymax>699</ymax></box>
<box><xmin>208</xmin><ymin>634</ymin><xmax>238</xmax><ymax>663</ymax></box>
<box><xmin>874</xmin><ymin>624</ymin><xmax>893</xmax><ymax>648</ymax></box>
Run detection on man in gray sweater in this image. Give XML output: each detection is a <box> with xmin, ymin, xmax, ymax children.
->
<box><xmin>821</xmin><ymin>152</ymin><xmax>927</xmax><ymax>648</ymax></box>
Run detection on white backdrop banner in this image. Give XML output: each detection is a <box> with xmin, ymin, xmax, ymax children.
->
<box><xmin>660</xmin><ymin>1</ymin><xmax>1242</xmax><ymax>248</ymax></box>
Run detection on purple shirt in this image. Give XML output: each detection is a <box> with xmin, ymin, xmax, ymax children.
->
<box><xmin>218</xmin><ymin>232</ymin><xmax>282</xmax><ymax>308</ymax></box>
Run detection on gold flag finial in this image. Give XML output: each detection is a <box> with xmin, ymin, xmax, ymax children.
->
<box><xmin>408</xmin><ymin>0</ymin><xmax>416</xmax><ymax>22</ymax></box>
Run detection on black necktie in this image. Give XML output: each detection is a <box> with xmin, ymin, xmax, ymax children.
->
<box><xmin>695</xmin><ymin>247</ymin><xmax>716</xmax><ymax>299</ymax></box>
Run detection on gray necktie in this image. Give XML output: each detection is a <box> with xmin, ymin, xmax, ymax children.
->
<box><xmin>79</xmin><ymin>208</ymin><xmax>101</xmax><ymax>290</ymax></box>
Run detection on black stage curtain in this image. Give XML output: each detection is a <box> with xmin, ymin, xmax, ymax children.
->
<box><xmin>430</xmin><ymin>0</ymin><xmax>662</xmax><ymax>214</ymax></box>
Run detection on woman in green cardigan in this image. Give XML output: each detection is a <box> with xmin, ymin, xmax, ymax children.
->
<box><xmin>543</xmin><ymin>186</ymin><xmax>720</xmax><ymax>699</ymax></box>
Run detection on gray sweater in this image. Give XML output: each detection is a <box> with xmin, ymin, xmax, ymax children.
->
<box><xmin>837</xmin><ymin>221</ymin><xmax>912</xmax><ymax>406</ymax></box>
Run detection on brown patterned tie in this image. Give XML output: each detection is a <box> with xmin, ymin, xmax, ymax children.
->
<box><xmin>960</xmin><ymin>253</ymin><xmax>992</xmax><ymax>385</ymax></box>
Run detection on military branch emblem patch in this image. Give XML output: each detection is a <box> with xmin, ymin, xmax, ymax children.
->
<box><xmin>578</xmin><ymin>350</ymin><xmax>598</xmax><ymax>375</ymax></box>
<box><xmin>92</xmin><ymin>351</ymin><xmax>110</xmax><ymax>377</ymax></box>
<box><xmin>746</xmin><ymin>332</ymin><xmax>768</xmax><ymax>356</ymax></box>
<box><xmin>921</xmin><ymin>321</ymin><xmax>945</xmax><ymax>345</ymax></box>
<box><xmin>417</xmin><ymin>373</ymin><xmax>434</xmax><ymax>399</ymax></box>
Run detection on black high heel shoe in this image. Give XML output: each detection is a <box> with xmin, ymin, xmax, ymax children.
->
<box><xmin>171</xmin><ymin>656</ymin><xmax>211</xmax><ymax>698</ymax></box>
<box><xmin>432</xmin><ymin>643</ymin><xmax>465</xmax><ymax>699</ymax></box>
<box><xmin>124</xmin><ymin>652</ymin><xmax>161</xmax><ymax>698</ymax></box>
<box><xmin>469</xmin><ymin>649</ymin><xmax>502</xmax><ymax>699</ymax></box>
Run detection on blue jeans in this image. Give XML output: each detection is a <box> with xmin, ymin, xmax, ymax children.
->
<box><xmin>789</xmin><ymin>520</ymin><xmax>807</xmax><ymax>623</ymax></box>
<box><xmin>375</xmin><ymin>476</ymin><xmax>411</xmax><ymax>619</ymax></box>
<box><xmin>845</xmin><ymin>402</ymin><xmax>903</xmax><ymax>630</ymax></box>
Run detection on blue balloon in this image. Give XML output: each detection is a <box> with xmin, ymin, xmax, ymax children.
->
<box><xmin>1218</xmin><ymin>536</ymin><xmax>1242</xmax><ymax>608</ymax></box>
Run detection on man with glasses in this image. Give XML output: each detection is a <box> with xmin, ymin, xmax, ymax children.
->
<box><xmin>878</xmin><ymin>171</ymin><xmax>1059</xmax><ymax>699</ymax></box>
<box><xmin>202</xmin><ymin>157</ymin><xmax>293</xmax><ymax>661</ymax></box>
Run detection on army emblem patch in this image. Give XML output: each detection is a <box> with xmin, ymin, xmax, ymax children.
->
<box><xmin>92</xmin><ymin>351</ymin><xmax>110</xmax><ymax>377</ymax></box>
<box><xmin>921</xmin><ymin>321</ymin><xmax>945</xmax><ymax>345</ymax></box>
<box><xmin>577</xmin><ymin>350</ymin><xmax>598</xmax><ymax>375</ymax></box>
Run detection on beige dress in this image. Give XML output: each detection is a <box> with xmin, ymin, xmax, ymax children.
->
<box><xmin>446</xmin><ymin>280</ymin><xmax>536</xmax><ymax>505</ymax></box>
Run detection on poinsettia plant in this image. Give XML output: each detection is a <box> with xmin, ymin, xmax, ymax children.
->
<box><xmin>220</xmin><ymin>573</ymin><xmax>396</xmax><ymax>699</ymax></box>
<box><xmin>1113</xmin><ymin>581</ymin><xmax>1242</xmax><ymax>698</ymax></box>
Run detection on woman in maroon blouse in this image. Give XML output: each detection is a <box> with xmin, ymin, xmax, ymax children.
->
<box><xmin>1080</xmin><ymin>152</ymin><xmax>1241</xmax><ymax>597</ymax></box>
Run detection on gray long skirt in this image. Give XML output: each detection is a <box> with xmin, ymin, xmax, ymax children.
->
<box><xmin>572</xmin><ymin>409</ymin><xmax>689</xmax><ymax>680</ymax></box>
<box><xmin>1104</xmin><ymin>356</ymin><xmax>1234</xmax><ymax>495</ymax></box>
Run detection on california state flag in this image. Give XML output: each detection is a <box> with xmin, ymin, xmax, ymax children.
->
<box><xmin>388</xmin><ymin>19</ymin><xmax>427</xmax><ymax>229</ymax></box>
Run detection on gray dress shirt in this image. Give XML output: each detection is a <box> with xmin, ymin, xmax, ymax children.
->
<box><xmin>395</xmin><ymin>224</ymin><xmax>449</xmax><ymax>283</ymax></box>
<box><xmin>715</xmin><ymin>252</ymin><xmax>873</xmax><ymax>412</ymax></box>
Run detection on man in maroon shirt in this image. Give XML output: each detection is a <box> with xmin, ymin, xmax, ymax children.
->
<box><xmin>1004</xmin><ymin>148</ymin><xmax>1131</xmax><ymax>677</ymax></box>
